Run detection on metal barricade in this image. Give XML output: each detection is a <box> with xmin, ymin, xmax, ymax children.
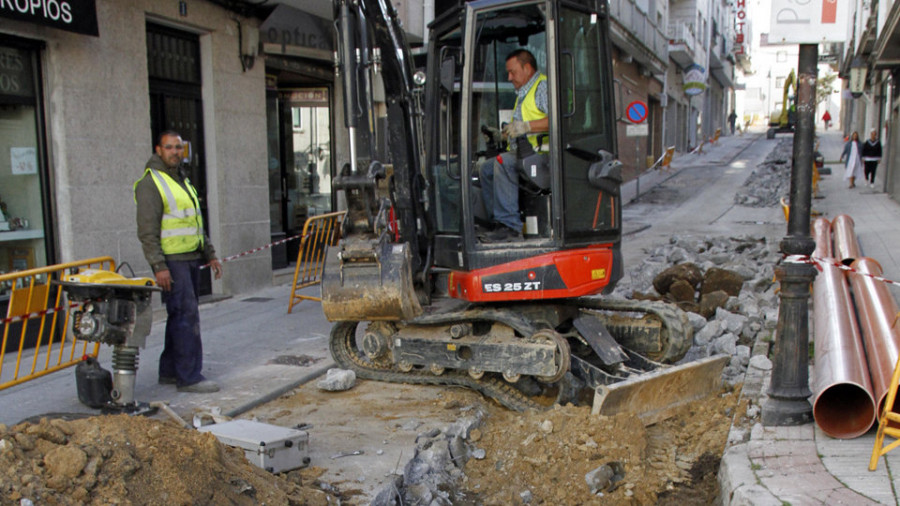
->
<box><xmin>0</xmin><ymin>257</ymin><xmax>114</xmax><ymax>390</ymax></box>
<box><xmin>288</xmin><ymin>211</ymin><xmax>346</xmax><ymax>313</ymax></box>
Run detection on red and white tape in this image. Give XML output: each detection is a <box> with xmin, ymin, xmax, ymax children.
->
<box><xmin>784</xmin><ymin>254</ymin><xmax>900</xmax><ymax>287</ymax></box>
<box><xmin>1</xmin><ymin>302</ymin><xmax>80</xmax><ymax>325</ymax></box>
<box><xmin>200</xmin><ymin>232</ymin><xmax>306</xmax><ymax>269</ymax></box>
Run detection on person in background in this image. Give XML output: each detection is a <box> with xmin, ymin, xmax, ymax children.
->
<box><xmin>840</xmin><ymin>131</ymin><xmax>863</xmax><ymax>189</ymax></box>
<box><xmin>861</xmin><ymin>129</ymin><xmax>883</xmax><ymax>189</ymax></box>
<box><xmin>134</xmin><ymin>130</ymin><xmax>223</xmax><ymax>393</ymax></box>
<box><xmin>822</xmin><ymin>110</ymin><xmax>832</xmax><ymax>130</ymax></box>
<box><xmin>728</xmin><ymin>110</ymin><xmax>737</xmax><ymax>135</ymax></box>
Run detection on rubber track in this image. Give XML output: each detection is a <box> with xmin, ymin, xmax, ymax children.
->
<box><xmin>328</xmin><ymin>298</ymin><xmax>690</xmax><ymax>412</ymax></box>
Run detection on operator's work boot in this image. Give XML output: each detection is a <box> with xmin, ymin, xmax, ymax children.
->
<box><xmin>485</xmin><ymin>226</ymin><xmax>523</xmax><ymax>242</ymax></box>
<box><xmin>177</xmin><ymin>379</ymin><xmax>220</xmax><ymax>393</ymax></box>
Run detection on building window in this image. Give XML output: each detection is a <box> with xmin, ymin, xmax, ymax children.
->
<box><xmin>0</xmin><ymin>36</ymin><xmax>52</xmax><ymax>286</ymax></box>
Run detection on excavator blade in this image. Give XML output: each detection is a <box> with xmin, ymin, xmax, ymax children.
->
<box><xmin>591</xmin><ymin>355</ymin><xmax>729</xmax><ymax>425</ymax></box>
<box><xmin>321</xmin><ymin>239</ymin><xmax>423</xmax><ymax>322</ymax></box>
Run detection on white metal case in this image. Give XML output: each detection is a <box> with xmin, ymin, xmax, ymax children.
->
<box><xmin>198</xmin><ymin>420</ymin><xmax>310</xmax><ymax>473</ymax></box>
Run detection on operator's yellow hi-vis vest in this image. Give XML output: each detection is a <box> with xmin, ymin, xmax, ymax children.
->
<box><xmin>134</xmin><ymin>168</ymin><xmax>204</xmax><ymax>255</ymax></box>
<box><xmin>513</xmin><ymin>73</ymin><xmax>547</xmax><ymax>149</ymax></box>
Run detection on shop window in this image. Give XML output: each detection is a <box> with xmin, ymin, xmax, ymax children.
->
<box><xmin>0</xmin><ymin>37</ymin><xmax>52</xmax><ymax>297</ymax></box>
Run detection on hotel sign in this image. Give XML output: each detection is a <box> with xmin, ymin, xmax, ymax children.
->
<box><xmin>0</xmin><ymin>0</ymin><xmax>99</xmax><ymax>36</ymax></box>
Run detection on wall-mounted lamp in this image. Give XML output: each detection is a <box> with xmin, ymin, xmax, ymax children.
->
<box><xmin>237</xmin><ymin>20</ymin><xmax>259</xmax><ymax>72</ymax></box>
<box><xmin>848</xmin><ymin>56</ymin><xmax>867</xmax><ymax>99</ymax></box>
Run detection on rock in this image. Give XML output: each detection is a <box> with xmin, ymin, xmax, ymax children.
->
<box><xmin>653</xmin><ymin>263</ymin><xmax>703</xmax><ymax>294</ymax></box>
<box><xmin>676</xmin><ymin>301</ymin><xmax>701</xmax><ymax>314</ymax></box>
<box><xmin>711</xmin><ymin>333</ymin><xmax>738</xmax><ymax>356</ymax></box>
<box><xmin>667</xmin><ymin>279</ymin><xmax>696</xmax><ymax>303</ymax></box>
<box><xmin>316</xmin><ymin>368</ymin><xmax>356</xmax><ymax>391</ymax></box>
<box><xmin>585</xmin><ymin>461</ymin><xmax>625</xmax><ymax>494</ymax></box>
<box><xmin>699</xmin><ymin>290</ymin><xmax>730</xmax><ymax>318</ymax></box>
<box><xmin>539</xmin><ymin>420</ymin><xmax>553</xmax><ymax>434</ymax></box>
<box><xmin>44</xmin><ymin>445</ymin><xmax>87</xmax><ymax>480</ymax></box>
<box><xmin>686</xmin><ymin>311</ymin><xmax>708</xmax><ymax>331</ymax></box>
<box><xmin>520</xmin><ymin>490</ymin><xmax>533</xmax><ymax>503</ymax></box>
<box><xmin>701</xmin><ymin>267</ymin><xmax>744</xmax><ymax>296</ymax></box>
<box><xmin>716</xmin><ymin>308</ymin><xmax>748</xmax><ymax>334</ymax></box>
<box><xmin>471</xmin><ymin>448</ymin><xmax>486</xmax><ymax>460</ymax></box>
<box><xmin>694</xmin><ymin>321</ymin><xmax>722</xmax><ymax>347</ymax></box>
<box><xmin>749</xmin><ymin>355</ymin><xmax>773</xmax><ymax>371</ymax></box>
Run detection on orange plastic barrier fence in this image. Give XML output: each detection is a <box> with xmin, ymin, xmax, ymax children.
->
<box><xmin>288</xmin><ymin>211</ymin><xmax>346</xmax><ymax>313</ymax></box>
<box><xmin>0</xmin><ymin>257</ymin><xmax>113</xmax><ymax>390</ymax></box>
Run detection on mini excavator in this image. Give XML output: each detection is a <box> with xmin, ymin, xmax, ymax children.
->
<box><xmin>321</xmin><ymin>0</ymin><xmax>726</xmax><ymax>414</ymax></box>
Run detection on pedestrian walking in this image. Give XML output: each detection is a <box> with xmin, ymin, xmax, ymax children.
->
<box><xmin>134</xmin><ymin>130</ymin><xmax>223</xmax><ymax>393</ymax></box>
<box><xmin>728</xmin><ymin>110</ymin><xmax>737</xmax><ymax>135</ymax></box>
<box><xmin>822</xmin><ymin>110</ymin><xmax>832</xmax><ymax>130</ymax></box>
<box><xmin>840</xmin><ymin>131</ymin><xmax>863</xmax><ymax>189</ymax></box>
<box><xmin>861</xmin><ymin>129</ymin><xmax>883</xmax><ymax>188</ymax></box>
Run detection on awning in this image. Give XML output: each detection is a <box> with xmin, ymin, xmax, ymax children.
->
<box><xmin>872</xmin><ymin>1</ymin><xmax>900</xmax><ymax>68</ymax></box>
<box><xmin>0</xmin><ymin>0</ymin><xmax>98</xmax><ymax>37</ymax></box>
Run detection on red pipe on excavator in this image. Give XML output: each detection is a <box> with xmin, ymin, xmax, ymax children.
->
<box><xmin>848</xmin><ymin>258</ymin><xmax>900</xmax><ymax>419</ymax></box>
<box><xmin>812</xmin><ymin>217</ymin><xmax>832</xmax><ymax>258</ymax></box>
<box><xmin>832</xmin><ymin>215</ymin><xmax>860</xmax><ymax>266</ymax></box>
<box><xmin>812</xmin><ymin>261</ymin><xmax>876</xmax><ymax>438</ymax></box>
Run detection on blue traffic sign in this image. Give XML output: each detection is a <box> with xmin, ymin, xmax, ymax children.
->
<box><xmin>626</xmin><ymin>101</ymin><xmax>648</xmax><ymax>124</ymax></box>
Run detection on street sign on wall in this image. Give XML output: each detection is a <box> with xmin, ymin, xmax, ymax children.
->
<box><xmin>625</xmin><ymin>101</ymin><xmax>648</xmax><ymax>124</ymax></box>
<box><xmin>768</xmin><ymin>0</ymin><xmax>851</xmax><ymax>44</ymax></box>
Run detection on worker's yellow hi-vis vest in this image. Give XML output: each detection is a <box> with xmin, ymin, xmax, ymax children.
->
<box><xmin>514</xmin><ymin>73</ymin><xmax>547</xmax><ymax>149</ymax></box>
<box><xmin>135</xmin><ymin>168</ymin><xmax>204</xmax><ymax>255</ymax></box>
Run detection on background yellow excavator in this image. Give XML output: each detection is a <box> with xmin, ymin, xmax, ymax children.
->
<box><xmin>767</xmin><ymin>69</ymin><xmax>797</xmax><ymax>139</ymax></box>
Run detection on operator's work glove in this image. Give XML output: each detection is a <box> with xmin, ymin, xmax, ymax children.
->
<box><xmin>503</xmin><ymin>120</ymin><xmax>530</xmax><ymax>139</ymax></box>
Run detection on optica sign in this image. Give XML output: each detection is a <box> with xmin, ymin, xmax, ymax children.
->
<box><xmin>0</xmin><ymin>0</ymin><xmax>99</xmax><ymax>36</ymax></box>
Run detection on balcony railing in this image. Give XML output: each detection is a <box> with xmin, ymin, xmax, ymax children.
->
<box><xmin>609</xmin><ymin>0</ymin><xmax>669</xmax><ymax>62</ymax></box>
<box><xmin>667</xmin><ymin>21</ymin><xmax>696</xmax><ymax>53</ymax></box>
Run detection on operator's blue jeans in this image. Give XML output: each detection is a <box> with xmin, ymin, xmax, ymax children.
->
<box><xmin>159</xmin><ymin>259</ymin><xmax>205</xmax><ymax>386</ymax></box>
<box><xmin>481</xmin><ymin>152</ymin><xmax>522</xmax><ymax>231</ymax></box>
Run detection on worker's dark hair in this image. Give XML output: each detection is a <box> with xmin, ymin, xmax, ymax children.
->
<box><xmin>506</xmin><ymin>49</ymin><xmax>538</xmax><ymax>71</ymax></box>
<box><xmin>156</xmin><ymin>130</ymin><xmax>183</xmax><ymax>147</ymax></box>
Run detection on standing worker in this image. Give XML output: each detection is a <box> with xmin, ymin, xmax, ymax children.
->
<box><xmin>480</xmin><ymin>49</ymin><xmax>549</xmax><ymax>242</ymax></box>
<box><xmin>861</xmin><ymin>129</ymin><xmax>883</xmax><ymax>189</ymax></box>
<box><xmin>134</xmin><ymin>130</ymin><xmax>223</xmax><ymax>393</ymax></box>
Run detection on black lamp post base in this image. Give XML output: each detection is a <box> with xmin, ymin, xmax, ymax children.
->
<box><xmin>761</xmin><ymin>397</ymin><xmax>813</xmax><ymax>426</ymax></box>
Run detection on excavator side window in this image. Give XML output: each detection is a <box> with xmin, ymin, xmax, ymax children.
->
<box><xmin>558</xmin><ymin>6</ymin><xmax>619</xmax><ymax>241</ymax></box>
<box><xmin>432</xmin><ymin>43</ymin><xmax>463</xmax><ymax>234</ymax></box>
<box><xmin>468</xmin><ymin>4</ymin><xmax>548</xmax><ymax>238</ymax></box>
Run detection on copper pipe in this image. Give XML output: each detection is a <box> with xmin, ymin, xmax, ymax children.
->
<box><xmin>812</xmin><ymin>262</ymin><xmax>875</xmax><ymax>438</ymax></box>
<box><xmin>812</xmin><ymin>217</ymin><xmax>832</xmax><ymax>259</ymax></box>
<box><xmin>848</xmin><ymin>258</ymin><xmax>900</xmax><ymax>419</ymax></box>
<box><xmin>832</xmin><ymin>214</ymin><xmax>861</xmax><ymax>266</ymax></box>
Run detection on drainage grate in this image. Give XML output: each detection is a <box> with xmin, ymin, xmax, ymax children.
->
<box><xmin>242</xmin><ymin>297</ymin><xmax>274</xmax><ymax>303</ymax></box>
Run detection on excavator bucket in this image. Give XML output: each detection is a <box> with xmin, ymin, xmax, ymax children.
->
<box><xmin>591</xmin><ymin>355</ymin><xmax>729</xmax><ymax>425</ymax></box>
<box><xmin>321</xmin><ymin>238</ymin><xmax>423</xmax><ymax>322</ymax></box>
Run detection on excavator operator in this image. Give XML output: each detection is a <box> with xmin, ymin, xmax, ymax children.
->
<box><xmin>480</xmin><ymin>49</ymin><xmax>549</xmax><ymax>242</ymax></box>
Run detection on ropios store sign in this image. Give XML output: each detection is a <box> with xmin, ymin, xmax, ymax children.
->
<box><xmin>1</xmin><ymin>0</ymin><xmax>99</xmax><ymax>37</ymax></box>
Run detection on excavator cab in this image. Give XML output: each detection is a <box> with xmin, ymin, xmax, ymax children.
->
<box><xmin>426</xmin><ymin>0</ymin><xmax>624</xmax><ymax>302</ymax></box>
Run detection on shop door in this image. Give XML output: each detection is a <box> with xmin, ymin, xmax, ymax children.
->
<box><xmin>267</xmin><ymin>88</ymin><xmax>332</xmax><ymax>267</ymax></box>
<box><xmin>146</xmin><ymin>24</ymin><xmax>211</xmax><ymax>295</ymax></box>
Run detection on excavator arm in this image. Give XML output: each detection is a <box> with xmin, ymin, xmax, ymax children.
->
<box><xmin>322</xmin><ymin>0</ymin><xmax>431</xmax><ymax>322</ymax></box>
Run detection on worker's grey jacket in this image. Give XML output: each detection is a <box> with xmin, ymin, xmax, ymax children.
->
<box><xmin>135</xmin><ymin>154</ymin><xmax>217</xmax><ymax>274</ymax></box>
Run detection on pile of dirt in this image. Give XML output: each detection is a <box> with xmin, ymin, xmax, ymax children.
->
<box><xmin>461</xmin><ymin>387</ymin><xmax>738</xmax><ymax>504</ymax></box>
<box><xmin>0</xmin><ymin>414</ymin><xmax>340</xmax><ymax>505</ymax></box>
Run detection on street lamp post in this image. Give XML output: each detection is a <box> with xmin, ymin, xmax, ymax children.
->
<box><xmin>761</xmin><ymin>43</ymin><xmax>818</xmax><ymax>426</ymax></box>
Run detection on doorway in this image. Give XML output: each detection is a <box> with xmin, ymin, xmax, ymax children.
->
<box><xmin>267</xmin><ymin>87</ymin><xmax>333</xmax><ymax>267</ymax></box>
<box><xmin>146</xmin><ymin>23</ymin><xmax>211</xmax><ymax>295</ymax></box>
